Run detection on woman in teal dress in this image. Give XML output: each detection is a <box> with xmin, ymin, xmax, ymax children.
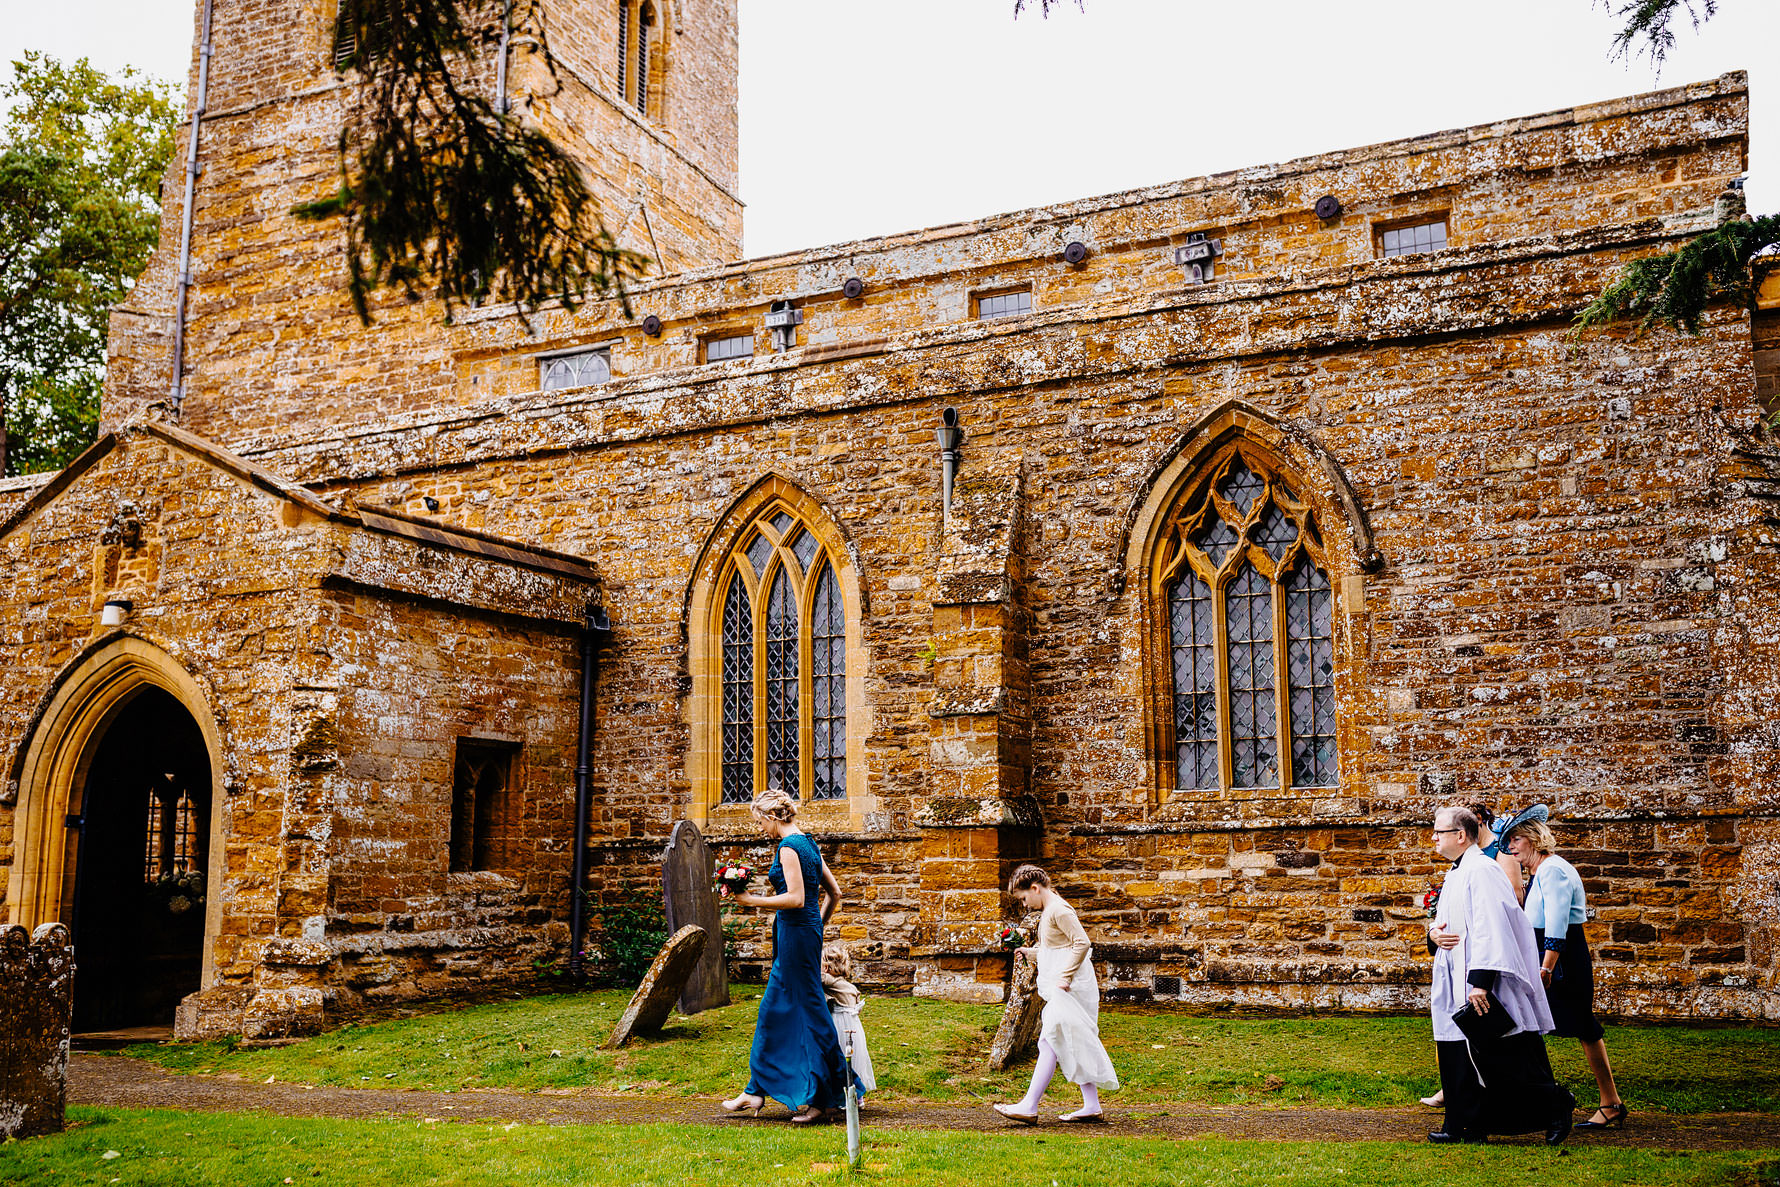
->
<box><xmin>720</xmin><ymin>789</ymin><xmax>847</xmax><ymax>1122</ymax></box>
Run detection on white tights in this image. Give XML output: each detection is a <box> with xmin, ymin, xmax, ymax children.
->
<box><xmin>1016</xmin><ymin>1038</ymin><xmax>1101</xmax><ymax>1114</ymax></box>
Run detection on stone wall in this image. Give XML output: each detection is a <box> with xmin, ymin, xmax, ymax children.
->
<box><xmin>5</xmin><ymin>40</ymin><xmax>1777</xmax><ymax>1028</ymax></box>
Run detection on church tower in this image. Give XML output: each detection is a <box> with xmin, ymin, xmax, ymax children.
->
<box><xmin>104</xmin><ymin>0</ymin><xmax>741</xmax><ymax>444</ymax></box>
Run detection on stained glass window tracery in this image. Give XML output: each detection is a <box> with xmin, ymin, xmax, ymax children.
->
<box><xmin>1156</xmin><ymin>448</ymin><xmax>1339</xmax><ymax>794</ymax></box>
<box><xmin>715</xmin><ymin>501</ymin><xmax>851</xmax><ymax>804</ymax></box>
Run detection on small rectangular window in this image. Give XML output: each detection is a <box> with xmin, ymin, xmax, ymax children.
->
<box><xmin>450</xmin><ymin>739</ymin><xmax>521</xmax><ymax>873</ymax></box>
<box><xmin>974</xmin><ymin>287</ymin><xmax>1033</xmax><ymax>320</ymax></box>
<box><xmin>703</xmin><ymin>332</ymin><xmax>755</xmax><ymax>363</ymax></box>
<box><xmin>539</xmin><ymin>347</ymin><xmax>612</xmax><ymax>393</ymax></box>
<box><xmin>1376</xmin><ymin>218</ymin><xmax>1448</xmax><ymax>258</ymax></box>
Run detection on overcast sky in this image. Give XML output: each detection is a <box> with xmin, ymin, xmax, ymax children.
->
<box><xmin>3</xmin><ymin>0</ymin><xmax>1774</xmax><ymax>259</ymax></box>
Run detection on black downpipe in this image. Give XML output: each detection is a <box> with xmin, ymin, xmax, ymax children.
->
<box><xmin>568</xmin><ymin>601</ymin><xmax>612</xmax><ymax>984</ymax></box>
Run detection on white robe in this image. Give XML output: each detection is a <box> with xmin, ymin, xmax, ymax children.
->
<box><xmin>1036</xmin><ymin>946</ymin><xmax>1120</xmax><ymax>1091</ymax></box>
<box><xmin>1430</xmin><ymin>846</ymin><xmax>1554</xmax><ymax>1043</ymax></box>
<box><xmin>829</xmin><ymin>1003</ymin><xmax>876</xmax><ymax>1093</ymax></box>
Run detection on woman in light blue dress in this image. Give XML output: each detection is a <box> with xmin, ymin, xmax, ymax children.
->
<box><xmin>1503</xmin><ymin>808</ymin><xmax>1628</xmax><ymax>1130</ymax></box>
<box><xmin>720</xmin><ymin>789</ymin><xmax>847</xmax><ymax>1123</ymax></box>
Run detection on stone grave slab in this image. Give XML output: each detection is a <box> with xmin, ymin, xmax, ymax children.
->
<box><xmin>0</xmin><ymin>923</ymin><xmax>76</xmax><ymax>1138</ymax></box>
<box><xmin>986</xmin><ymin>951</ymin><xmax>1042</xmax><ymax>1071</ymax></box>
<box><xmin>603</xmin><ymin>925</ymin><xmax>709</xmax><ymax>1049</ymax></box>
<box><xmin>661</xmin><ymin>819</ymin><xmax>728</xmax><ymax>1014</ymax></box>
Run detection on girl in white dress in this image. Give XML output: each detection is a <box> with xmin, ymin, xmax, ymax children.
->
<box><xmin>993</xmin><ymin>864</ymin><xmax>1120</xmax><ymax>1124</ymax></box>
<box><xmin>822</xmin><ymin>942</ymin><xmax>876</xmax><ymax>1096</ymax></box>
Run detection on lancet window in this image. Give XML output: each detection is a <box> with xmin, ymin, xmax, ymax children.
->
<box><xmin>716</xmin><ymin>504</ymin><xmax>849</xmax><ymax>804</ymax></box>
<box><xmin>1153</xmin><ymin>446</ymin><xmax>1337</xmax><ymax>792</ymax></box>
<box><xmin>617</xmin><ymin>0</ymin><xmax>659</xmax><ymax>117</ymax></box>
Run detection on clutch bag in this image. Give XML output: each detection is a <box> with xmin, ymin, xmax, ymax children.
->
<box><xmin>1451</xmin><ymin>991</ymin><xmax>1514</xmax><ymax>1041</ymax></box>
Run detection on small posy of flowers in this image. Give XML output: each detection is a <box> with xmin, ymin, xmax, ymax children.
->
<box><xmin>714</xmin><ymin>862</ymin><xmax>754</xmax><ymax>897</ymax></box>
<box><xmin>155</xmin><ymin>869</ymin><xmax>206</xmax><ymax>916</ymax></box>
<box><xmin>1422</xmin><ymin>881</ymin><xmax>1442</xmax><ymax>918</ymax></box>
<box><xmin>995</xmin><ymin>924</ymin><xmax>1026</xmax><ymax>951</ymax></box>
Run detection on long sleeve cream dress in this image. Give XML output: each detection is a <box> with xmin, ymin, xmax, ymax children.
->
<box><xmin>1032</xmin><ymin>894</ymin><xmax>1119</xmax><ymax>1091</ymax></box>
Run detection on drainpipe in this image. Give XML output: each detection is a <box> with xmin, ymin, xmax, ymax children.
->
<box><xmin>935</xmin><ymin>407</ymin><xmax>964</xmax><ymax>531</ymax></box>
<box><xmin>169</xmin><ymin>0</ymin><xmax>217</xmax><ymax>417</ymax></box>
<box><xmin>568</xmin><ymin>601</ymin><xmax>613</xmax><ymax>983</ymax></box>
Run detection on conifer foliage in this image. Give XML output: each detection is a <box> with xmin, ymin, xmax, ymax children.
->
<box><xmin>1576</xmin><ymin>214</ymin><xmax>1780</xmax><ymax>335</ymax></box>
<box><xmin>299</xmin><ymin>0</ymin><xmax>647</xmax><ymax>325</ymax></box>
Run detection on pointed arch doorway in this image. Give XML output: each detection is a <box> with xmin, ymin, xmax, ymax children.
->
<box><xmin>68</xmin><ymin>686</ymin><xmax>213</xmax><ymax>1030</ymax></box>
<box><xmin>7</xmin><ymin>636</ymin><xmax>227</xmax><ymax>1033</ymax></box>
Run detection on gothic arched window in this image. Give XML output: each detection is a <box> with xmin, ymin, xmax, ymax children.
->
<box><xmin>1152</xmin><ymin>446</ymin><xmax>1337</xmax><ymax>792</ymax></box>
<box><xmin>710</xmin><ymin>500</ymin><xmax>851</xmax><ymax>805</ymax></box>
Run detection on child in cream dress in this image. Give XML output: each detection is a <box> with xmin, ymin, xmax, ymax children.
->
<box><xmin>992</xmin><ymin>864</ymin><xmax>1119</xmax><ymax>1123</ymax></box>
<box><xmin>822</xmin><ymin>942</ymin><xmax>876</xmax><ymax>1095</ymax></box>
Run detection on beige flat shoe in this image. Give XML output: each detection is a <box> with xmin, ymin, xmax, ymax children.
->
<box><xmin>1059</xmin><ymin>1109</ymin><xmax>1105</xmax><ymax>1123</ymax></box>
<box><xmin>993</xmin><ymin>1103</ymin><xmax>1039</xmax><ymax>1126</ymax></box>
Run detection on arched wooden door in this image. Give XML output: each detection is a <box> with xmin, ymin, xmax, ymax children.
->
<box><xmin>67</xmin><ymin>686</ymin><xmax>212</xmax><ymax>1031</ymax></box>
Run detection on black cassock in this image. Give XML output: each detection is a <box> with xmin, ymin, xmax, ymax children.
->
<box><xmin>1437</xmin><ymin>1032</ymin><xmax>1574</xmax><ymax>1137</ymax></box>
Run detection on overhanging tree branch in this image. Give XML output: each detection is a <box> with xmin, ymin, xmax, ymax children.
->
<box><xmin>1575</xmin><ymin>213</ymin><xmax>1780</xmax><ymax>335</ymax></box>
<box><xmin>1603</xmin><ymin>0</ymin><xmax>1719</xmax><ymax>65</ymax></box>
<box><xmin>297</xmin><ymin>0</ymin><xmax>648</xmax><ymax>325</ymax></box>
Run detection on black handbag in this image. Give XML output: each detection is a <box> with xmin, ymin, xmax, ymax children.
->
<box><xmin>1451</xmin><ymin>991</ymin><xmax>1515</xmax><ymax>1041</ymax></box>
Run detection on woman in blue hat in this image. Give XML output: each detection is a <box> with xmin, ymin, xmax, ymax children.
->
<box><xmin>1501</xmin><ymin>806</ymin><xmax>1627</xmax><ymax>1131</ymax></box>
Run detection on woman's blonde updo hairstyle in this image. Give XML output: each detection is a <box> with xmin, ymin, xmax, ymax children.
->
<box><xmin>1506</xmin><ymin>819</ymin><xmax>1558</xmax><ymax>856</ymax></box>
<box><xmin>752</xmin><ymin>788</ymin><xmax>799</xmax><ymax>823</ymax></box>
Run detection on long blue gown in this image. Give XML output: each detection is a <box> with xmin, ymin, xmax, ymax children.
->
<box><xmin>745</xmin><ymin>832</ymin><xmax>846</xmax><ymax>1112</ymax></box>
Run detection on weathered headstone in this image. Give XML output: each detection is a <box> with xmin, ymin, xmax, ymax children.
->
<box><xmin>661</xmin><ymin>819</ymin><xmax>729</xmax><ymax>1014</ymax></box>
<box><xmin>986</xmin><ymin>951</ymin><xmax>1043</xmax><ymax>1071</ymax></box>
<box><xmin>0</xmin><ymin>923</ymin><xmax>75</xmax><ymax>1138</ymax></box>
<box><xmin>603</xmin><ymin>925</ymin><xmax>709</xmax><ymax>1049</ymax></box>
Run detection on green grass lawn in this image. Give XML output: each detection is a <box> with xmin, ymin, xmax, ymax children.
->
<box><xmin>2</xmin><ymin>1108</ymin><xmax>1771</xmax><ymax>1187</ymax></box>
<box><xmin>119</xmin><ymin>991</ymin><xmax>1780</xmax><ymax>1114</ymax></box>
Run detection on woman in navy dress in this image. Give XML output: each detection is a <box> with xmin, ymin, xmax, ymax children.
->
<box><xmin>720</xmin><ymin>789</ymin><xmax>847</xmax><ymax>1122</ymax></box>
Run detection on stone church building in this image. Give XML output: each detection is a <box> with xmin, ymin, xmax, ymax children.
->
<box><xmin>1</xmin><ymin>1</ymin><xmax>1776</xmax><ymax>1038</ymax></box>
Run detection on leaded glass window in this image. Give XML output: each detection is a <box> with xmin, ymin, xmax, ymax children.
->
<box><xmin>714</xmin><ymin>500</ymin><xmax>851</xmax><ymax>803</ymax></box>
<box><xmin>1153</xmin><ymin>447</ymin><xmax>1339</xmax><ymax>793</ymax></box>
<box><xmin>811</xmin><ymin>564</ymin><xmax>846</xmax><ymax>800</ymax></box>
<box><xmin>721</xmin><ymin>575</ymin><xmax>754</xmax><ymax>804</ymax></box>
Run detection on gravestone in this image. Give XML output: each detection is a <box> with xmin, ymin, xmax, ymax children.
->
<box><xmin>603</xmin><ymin>925</ymin><xmax>709</xmax><ymax>1049</ymax></box>
<box><xmin>986</xmin><ymin>951</ymin><xmax>1043</xmax><ymax>1071</ymax></box>
<box><xmin>661</xmin><ymin>819</ymin><xmax>729</xmax><ymax>1014</ymax></box>
<box><xmin>0</xmin><ymin>923</ymin><xmax>76</xmax><ymax>1138</ymax></box>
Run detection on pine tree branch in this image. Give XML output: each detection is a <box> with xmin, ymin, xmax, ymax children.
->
<box><xmin>1602</xmin><ymin>0</ymin><xmax>1718</xmax><ymax>66</ymax></box>
<box><xmin>298</xmin><ymin>0</ymin><xmax>648</xmax><ymax>326</ymax></box>
<box><xmin>1575</xmin><ymin>214</ymin><xmax>1780</xmax><ymax>335</ymax></box>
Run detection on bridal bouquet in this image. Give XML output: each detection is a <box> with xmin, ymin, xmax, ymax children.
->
<box><xmin>995</xmin><ymin>924</ymin><xmax>1026</xmax><ymax>951</ymax></box>
<box><xmin>715</xmin><ymin>862</ymin><xmax>754</xmax><ymax>897</ymax></box>
<box><xmin>1422</xmin><ymin>881</ymin><xmax>1442</xmax><ymax>918</ymax></box>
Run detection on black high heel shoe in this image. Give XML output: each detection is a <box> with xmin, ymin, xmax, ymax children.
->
<box><xmin>1574</xmin><ymin>1103</ymin><xmax>1628</xmax><ymax>1130</ymax></box>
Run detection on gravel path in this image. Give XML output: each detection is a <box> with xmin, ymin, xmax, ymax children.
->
<box><xmin>71</xmin><ymin>1054</ymin><xmax>1780</xmax><ymax>1150</ymax></box>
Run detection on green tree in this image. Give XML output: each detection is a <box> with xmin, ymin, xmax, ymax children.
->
<box><xmin>1579</xmin><ymin>1</ymin><xmax>1778</xmax><ymax>336</ymax></box>
<box><xmin>0</xmin><ymin>52</ymin><xmax>176</xmax><ymax>475</ymax></box>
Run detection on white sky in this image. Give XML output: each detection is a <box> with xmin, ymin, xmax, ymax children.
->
<box><xmin>3</xmin><ymin>0</ymin><xmax>1774</xmax><ymax>259</ymax></box>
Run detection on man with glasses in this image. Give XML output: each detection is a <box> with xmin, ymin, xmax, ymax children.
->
<box><xmin>1426</xmin><ymin>806</ymin><xmax>1575</xmax><ymax>1144</ymax></box>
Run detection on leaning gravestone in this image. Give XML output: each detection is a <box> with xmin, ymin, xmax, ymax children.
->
<box><xmin>661</xmin><ymin>819</ymin><xmax>729</xmax><ymax>1014</ymax></box>
<box><xmin>0</xmin><ymin>923</ymin><xmax>76</xmax><ymax>1138</ymax></box>
<box><xmin>986</xmin><ymin>950</ymin><xmax>1043</xmax><ymax>1071</ymax></box>
<box><xmin>603</xmin><ymin>925</ymin><xmax>709</xmax><ymax>1049</ymax></box>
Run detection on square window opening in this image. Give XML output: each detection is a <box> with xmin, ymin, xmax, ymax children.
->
<box><xmin>450</xmin><ymin>738</ymin><xmax>523</xmax><ymax>873</ymax></box>
<box><xmin>703</xmin><ymin>331</ymin><xmax>756</xmax><ymax>363</ymax></box>
<box><xmin>1375</xmin><ymin>216</ymin><xmax>1449</xmax><ymax>258</ymax></box>
<box><xmin>973</xmin><ymin>287</ymin><xmax>1033</xmax><ymax>321</ymax></box>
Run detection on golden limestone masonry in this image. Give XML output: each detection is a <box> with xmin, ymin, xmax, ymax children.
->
<box><xmin>1</xmin><ymin>1</ymin><xmax>1777</xmax><ymax>1037</ymax></box>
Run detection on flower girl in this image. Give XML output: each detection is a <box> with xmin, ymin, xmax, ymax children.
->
<box><xmin>993</xmin><ymin>864</ymin><xmax>1119</xmax><ymax>1123</ymax></box>
<box><xmin>821</xmin><ymin>942</ymin><xmax>876</xmax><ymax>1097</ymax></box>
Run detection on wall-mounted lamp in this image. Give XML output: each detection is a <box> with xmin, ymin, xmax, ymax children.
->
<box><xmin>101</xmin><ymin>598</ymin><xmax>134</xmax><ymax>628</ymax></box>
<box><xmin>935</xmin><ymin>407</ymin><xmax>964</xmax><ymax>529</ymax></box>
